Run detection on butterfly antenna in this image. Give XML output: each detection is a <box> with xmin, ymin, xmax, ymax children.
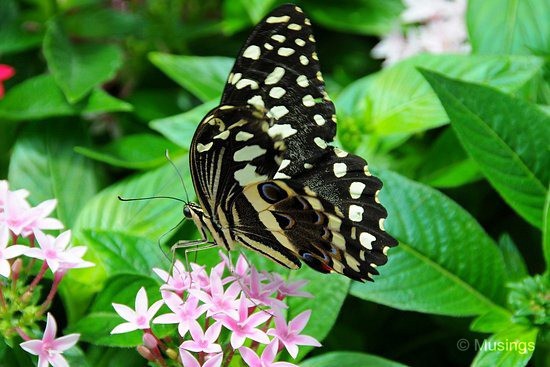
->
<box><xmin>157</xmin><ymin>216</ymin><xmax>187</xmax><ymax>263</ymax></box>
<box><xmin>165</xmin><ymin>150</ymin><xmax>190</xmax><ymax>204</ymax></box>
<box><xmin>118</xmin><ymin>195</ymin><xmax>185</xmax><ymax>203</ymax></box>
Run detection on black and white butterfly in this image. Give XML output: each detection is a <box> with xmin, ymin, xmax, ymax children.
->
<box><xmin>182</xmin><ymin>4</ymin><xmax>397</xmax><ymax>282</ymax></box>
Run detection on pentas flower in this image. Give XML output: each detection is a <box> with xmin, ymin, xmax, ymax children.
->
<box><xmin>20</xmin><ymin>313</ymin><xmax>80</xmax><ymax>367</ymax></box>
<box><xmin>372</xmin><ymin>0</ymin><xmax>469</xmax><ymax>66</ymax></box>
<box><xmin>267</xmin><ymin>310</ymin><xmax>321</xmax><ymax>358</ymax></box>
<box><xmin>25</xmin><ymin>230</ymin><xmax>93</xmax><ymax>273</ymax></box>
<box><xmin>111</xmin><ymin>287</ymin><xmax>164</xmax><ymax>334</ymax></box>
<box><xmin>0</xmin><ymin>224</ymin><xmax>28</xmax><ymax>277</ymax></box>
<box><xmin>240</xmin><ymin>340</ymin><xmax>298</xmax><ymax>367</ymax></box>
<box><xmin>0</xmin><ymin>64</ymin><xmax>15</xmax><ymax>98</ymax></box>
<box><xmin>2</xmin><ymin>193</ymin><xmax>63</xmax><ymax>237</ymax></box>
<box><xmin>113</xmin><ymin>253</ymin><xmax>319</xmax><ymax>366</ymax></box>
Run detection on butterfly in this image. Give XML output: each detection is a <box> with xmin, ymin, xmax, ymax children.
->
<box><xmin>182</xmin><ymin>4</ymin><xmax>397</xmax><ymax>281</ymax></box>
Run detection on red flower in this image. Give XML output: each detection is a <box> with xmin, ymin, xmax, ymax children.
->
<box><xmin>0</xmin><ymin>64</ymin><xmax>15</xmax><ymax>98</ymax></box>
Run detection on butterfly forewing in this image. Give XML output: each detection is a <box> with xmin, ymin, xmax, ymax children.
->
<box><xmin>188</xmin><ymin>4</ymin><xmax>397</xmax><ymax>281</ymax></box>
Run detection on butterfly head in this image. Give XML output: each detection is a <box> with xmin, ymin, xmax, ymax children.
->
<box><xmin>183</xmin><ymin>202</ymin><xmax>203</xmax><ymax>220</ymax></box>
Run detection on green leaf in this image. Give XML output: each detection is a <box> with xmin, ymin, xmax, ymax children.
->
<box><xmin>73</xmin><ymin>155</ymin><xmax>195</xmax><ymax>241</ymax></box>
<box><xmin>544</xmin><ymin>189</ymin><xmax>550</xmax><ymax>273</ymax></box>
<box><xmin>336</xmin><ymin>55</ymin><xmax>545</xmax><ymax>137</ymax></box>
<box><xmin>149</xmin><ymin>53</ymin><xmax>233</xmax><ymax>102</ymax></box>
<box><xmin>150</xmin><ymin>100</ymin><xmax>218</xmax><ymax>149</ymax></box>
<box><xmin>471</xmin><ymin>309</ymin><xmax>514</xmax><ymax>333</ymax></box>
<box><xmin>416</xmin><ymin>128</ymin><xmax>483</xmax><ymax>188</ymax></box>
<box><xmin>350</xmin><ymin>170</ymin><xmax>507</xmax><ymax>316</ymax></box>
<box><xmin>62</xmin><ymin>8</ymin><xmax>142</xmax><ymax>38</ymax></box>
<box><xmin>8</xmin><ymin>121</ymin><xmax>101</xmax><ymax>228</ymax></box>
<box><xmin>301</xmin><ymin>0</ymin><xmax>404</xmax><ymax>36</ymax></box>
<box><xmin>301</xmin><ymin>352</ymin><xmax>408</xmax><ymax>367</ymax></box>
<box><xmin>472</xmin><ymin>326</ymin><xmax>538</xmax><ymax>367</ymax></box>
<box><xmin>421</xmin><ymin>69</ymin><xmax>550</xmax><ymax>228</ymax></box>
<box><xmin>43</xmin><ymin>22</ymin><xmax>123</xmax><ymax>103</ymax></box>
<box><xmin>90</xmin><ymin>274</ymin><xmax>160</xmax><ymax>312</ymax></box>
<box><xmin>468</xmin><ymin>0</ymin><xmax>550</xmax><ymax>55</ymax></box>
<box><xmin>498</xmin><ymin>234</ymin><xmax>529</xmax><ymax>282</ymax></box>
<box><xmin>75</xmin><ymin>133</ymin><xmax>184</xmax><ymax>170</ymax></box>
<box><xmin>70</xmin><ymin>312</ymin><xmax>142</xmax><ymax>347</ymax></box>
<box><xmin>80</xmin><ymin>230</ymin><xmax>170</xmax><ymax>278</ymax></box>
<box><xmin>222</xmin><ymin>0</ymin><xmax>276</xmax><ymax>34</ymax></box>
<box><xmin>0</xmin><ymin>74</ymin><xmax>132</xmax><ymax>121</ymax></box>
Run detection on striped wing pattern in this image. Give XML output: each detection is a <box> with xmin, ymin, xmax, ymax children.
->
<box><xmin>188</xmin><ymin>4</ymin><xmax>397</xmax><ymax>281</ymax></box>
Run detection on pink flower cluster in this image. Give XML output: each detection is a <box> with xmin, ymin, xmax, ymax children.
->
<box><xmin>0</xmin><ymin>180</ymin><xmax>93</xmax><ymax>366</ymax></box>
<box><xmin>111</xmin><ymin>253</ymin><xmax>321</xmax><ymax>367</ymax></box>
<box><xmin>372</xmin><ymin>0</ymin><xmax>470</xmax><ymax>65</ymax></box>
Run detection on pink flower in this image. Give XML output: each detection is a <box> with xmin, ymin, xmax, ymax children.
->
<box><xmin>267</xmin><ymin>310</ymin><xmax>321</xmax><ymax>358</ymax></box>
<box><xmin>0</xmin><ymin>225</ymin><xmax>28</xmax><ymax>277</ymax></box>
<box><xmin>111</xmin><ymin>287</ymin><xmax>164</xmax><ymax>334</ymax></box>
<box><xmin>153</xmin><ymin>292</ymin><xmax>208</xmax><ymax>337</ymax></box>
<box><xmin>180</xmin><ymin>321</ymin><xmax>223</xmax><ymax>354</ymax></box>
<box><xmin>269</xmin><ymin>274</ymin><xmax>312</xmax><ymax>299</ymax></box>
<box><xmin>0</xmin><ymin>180</ymin><xmax>29</xmax><ymax>211</ymax></box>
<box><xmin>154</xmin><ymin>260</ymin><xmax>191</xmax><ymax>295</ymax></box>
<box><xmin>239</xmin><ymin>339</ymin><xmax>298</xmax><ymax>367</ymax></box>
<box><xmin>242</xmin><ymin>268</ymin><xmax>285</xmax><ymax>309</ymax></box>
<box><xmin>25</xmin><ymin>230</ymin><xmax>93</xmax><ymax>273</ymax></box>
<box><xmin>2</xmin><ymin>195</ymin><xmax>63</xmax><ymax>237</ymax></box>
<box><xmin>214</xmin><ymin>294</ymin><xmax>270</xmax><ymax>348</ymax></box>
<box><xmin>0</xmin><ymin>64</ymin><xmax>15</xmax><ymax>98</ymax></box>
<box><xmin>20</xmin><ymin>313</ymin><xmax>80</xmax><ymax>367</ymax></box>
<box><xmin>191</xmin><ymin>270</ymin><xmax>241</xmax><ymax>318</ymax></box>
<box><xmin>180</xmin><ymin>350</ymin><xmax>223</xmax><ymax>367</ymax></box>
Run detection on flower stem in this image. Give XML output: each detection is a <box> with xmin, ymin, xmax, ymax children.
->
<box><xmin>0</xmin><ymin>286</ymin><xmax>7</xmax><ymax>310</ymax></box>
<box><xmin>23</xmin><ymin>262</ymin><xmax>48</xmax><ymax>302</ymax></box>
<box><xmin>38</xmin><ymin>272</ymin><xmax>64</xmax><ymax>316</ymax></box>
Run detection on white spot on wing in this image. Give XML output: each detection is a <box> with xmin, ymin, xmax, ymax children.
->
<box><xmin>350</xmin><ymin>182</ymin><xmax>366</xmax><ymax>199</ymax></box>
<box><xmin>364</xmin><ymin>165</ymin><xmax>372</xmax><ymax>176</ymax></box>
<box><xmin>295</xmin><ymin>38</ymin><xmax>306</xmax><ymax>46</ymax></box>
<box><xmin>235</xmin><ymin>131</ymin><xmax>253</xmax><ymax>141</ymax></box>
<box><xmin>231</xmin><ymin>73</ymin><xmax>242</xmax><ymax>85</ymax></box>
<box><xmin>271</xmin><ymin>34</ymin><xmax>286</xmax><ymax>43</ymax></box>
<box><xmin>334</xmin><ymin>148</ymin><xmax>348</xmax><ymax>157</ymax></box>
<box><xmin>349</xmin><ymin>205</ymin><xmax>364</xmax><ymax>222</ymax></box>
<box><xmin>213</xmin><ymin>130</ymin><xmax>230</xmax><ymax>140</ymax></box>
<box><xmin>247</xmin><ymin>95</ymin><xmax>264</xmax><ymax>109</ymax></box>
<box><xmin>243</xmin><ymin>45</ymin><xmax>261</xmax><ymax>60</ymax></box>
<box><xmin>233</xmin><ymin>145</ymin><xmax>266</xmax><ymax>162</ymax></box>
<box><xmin>288</xmin><ymin>23</ymin><xmax>302</xmax><ymax>31</ymax></box>
<box><xmin>333</xmin><ymin>162</ymin><xmax>347</xmax><ymax>178</ymax></box>
<box><xmin>266</xmin><ymin>15</ymin><xmax>290</xmax><ymax>23</ymax></box>
<box><xmin>197</xmin><ymin>142</ymin><xmax>213</xmax><ymax>153</ymax></box>
<box><xmin>360</xmin><ymin>232</ymin><xmax>376</xmax><ymax>250</ymax></box>
<box><xmin>269</xmin><ymin>87</ymin><xmax>286</xmax><ymax>99</ymax></box>
<box><xmin>302</xmin><ymin>95</ymin><xmax>315</xmax><ymax>107</ymax></box>
<box><xmin>278</xmin><ymin>47</ymin><xmax>295</xmax><ymax>57</ymax></box>
<box><xmin>264</xmin><ymin>43</ymin><xmax>273</xmax><ymax>50</ymax></box>
<box><xmin>296</xmin><ymin>75</ymin><xmax>309</xmax><ymax>87</ymax></box>
<box><xmin>304</xmin><ymin>163</ymin><xmax>313</xmax><ymax>169</ymax></box>
<box><xmin>267</xmin><ymin>106</ymin><xmax>290</xmax><ymax>120</ymax></box>
<box><xmin>236</xmin><ymin>78</ymin><xmax>259</xmax><ymax>90</ymax></box>
<box><xmin>268</xmin><ymin>124</ymin><xmax>297</xmax><ymax>139</ymax></box>
<box><xmin>314</xmin><ymin>137</ymin><xmax>327</xmax><ymax>149</ymax></box>
<box><xmin>234</xmin><ymin>164</ymin><xmax>267</xmax><ymax>186</ymax></box>
<box><xmin>299</xmin><ymin>55</ymin><xmax>309</xmax><ymax>65</ymax></box>
<box><xmin>265</xmin><ymin>67</ymin><xmax>285</xmax><ymax>85</ymax></box>
<box><xmin>313</xmin><ymin>114</ymin><xmax>325</xmax><ymax>126</ymax></box>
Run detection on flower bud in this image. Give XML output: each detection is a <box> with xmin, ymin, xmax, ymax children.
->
<box><xmin>11</xmin><ymin>258</ymin><xmax>23</xmax><ymax>279</ymax></box>
<box><xmin>165</xmin><ymin>348</ymin><xmax>179</xmax><ymax>360</ymax></box>
<box><xmin>136</xmin><ymin>345</ymin><xmax>156</xmax><ymax>361</ymax></box>
<box><xmin>142</xmin><ymin>332</ymin><xmax>158</xmax><ymax>350</ymax></box>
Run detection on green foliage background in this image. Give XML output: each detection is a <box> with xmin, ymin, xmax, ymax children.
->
<box><xmin>0</xmin><ymin>0</ymin><xmax>549</xmax><ymax>366</ymax></box>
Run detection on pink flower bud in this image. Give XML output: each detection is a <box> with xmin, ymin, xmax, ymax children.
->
<box><xmin>142</xmin><ymin>333</ymin><xmax>158</xmax><ymax>349</ymax></box>
<box><xmin>136</xmin><ymin>345</ymin><xmax>156</xmax><ymax>361</ymax></box>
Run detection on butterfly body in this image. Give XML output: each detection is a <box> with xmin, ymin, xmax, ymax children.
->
<box><xmin>184</xmin><ymin>4</ymin><xmax>397</xmax><ymax>281</ymax></box>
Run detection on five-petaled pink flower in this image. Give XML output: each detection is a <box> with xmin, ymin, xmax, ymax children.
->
<box><xmin>180</xmin><ymin>321</ymin><xmax>223</xmax><ymax>354</ymax></box>
<box><xmin>153</xmin><ymin>291</ymin><xmax>208</xmax><ymax>337</ymax></box>
<box><xmin>214</xmin><ymin>294</ymin><xmax>270</xmax><ymax>348</ymax></box>
<box><xmin>267</xmin><ymin>310</ymin><xmax>321</xmax><ymax>358</ymax></box>
<box><xmin>2</xmin><ymin>194</ymin><xmax>63</xmax><ymax>237</ymax></box>
<box><xmin>191</xmin><ymin>270</ymin><xmax>241</xmax><ymax>318</ymax></box>
<box><xmin>0</xmin><ymin>224</ymin><xmax>28</xmax><ymax>277</ymax></box>
<box><xmin>20</xmin><ymin>313</ymin><xmax>80</xmax><ymax>367</ymax></box>
<box><xmin>239</xmin><ymin>339</ymin><xmax>298</xmax><ymax>367</ymax></box>
<box><xmin>0</xmin><ymin>64</ymin><xmax>15</xmax><ymax>98</ymax></box>
<box><xmin>111</xmin><ymin>287</ymin><xmax>164</xmax><ymax>334</ymax></box>
<box><xmin>180</xmin><ymin>350</ymin><xmax>223</xmax><ymax>367</ymax></box>
<box><xmin>25</xmin><ymin>230</ymin><xmax>93</xmax><ymax>273</ymax></box>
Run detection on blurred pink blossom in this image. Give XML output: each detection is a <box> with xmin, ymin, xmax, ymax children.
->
<box><xmin>0</xmin><ymin>224</ymin><xmax>28</xmax><ymax>278</ymax></box>
<box><xmin>0</xmin><ymin>64</ymin><xmax>15</xmax><ymax>98</ymax></box>
<box><xmin>239</xmin><ymin>339</ymin><xmax>298</xmax><ymax>367</ymax></box>
<box><xmin>1</xmin><ymin>193</ymin><xmax>63</xmax><ymax>237</ymax></box>
<box><xmin>20</xmin><ymin>313</ymin><xmax>80</xmax><ymax>367</ymax></box>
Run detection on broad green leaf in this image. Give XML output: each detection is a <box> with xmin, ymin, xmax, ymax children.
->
<box><xmin>90</xmin><ymin>274</ymin><xmax>161</xmax><ymax>313</ymax></box>
<box><xmin>416</xmin><ymin>128</ymin><xmax>482</xmax><ymax>188</ymax></box>
<box><xmin>149</xmin><ymin>53</ymin><xmax>233</xmax><ymax>102</ymax></box>
<box><xmin>544</xmin><ymin>189</ymin><xmax>550</xmax><ymax>273</ymax></box>
<box><xmin>150</xmin><ymin>100</ymin><xmax>218</xmax><ymax>149</ymax></box>
<box><xmin>0</xmin><ymin>74</ymin><xmax>132</xmax><ymax>121</ymax></box>
<box><xmin>498</xmin><ymin>234</ymin><xmax>528</xmax><ymax>281</ymax></box>
<box><xmin>8</xmin><ymin>121</ymin><xmax>101</xmax><ymax>228</ymax></box>
<box><xmin>421</xmin><ymin>70</ymin><xmax>550</xmax><ymax>228</ymax></box>
<box><xmin>222</xmin><ymin>0</ymin><xmax>276</xmax><ymax>34</ymax></box>
<box><xmin>125</xmin><ymin>88</ymin><xmax>182</xmax><ymax>123</ymax></box>
<box><xmin>301</xmin><ymin>0</ymin><xmax>403</xmax><ymax>36</ymax></box>
<box><xmin>468</xmin><ymin>0</ymin><xmax>550</xmax><ymax>55</ymax></box>
<box><xmin>80</xmin><ymin>230</ymin><xmax>170</xmax><ymax>278</ymax></box>
<box><xmin>86</xmin><ymin>347</ymin><xmax>144</xmax><ymax>367</ymax></box>
<box><xmin>336</xmin><ymin>55</ymin><xmax>544</xmax><ymax>137</ymax></box>
<box><xmin>73</xmin><ymin>155</ymin><xmax>195</xmax><ymax>241</ymax></box>
<box><xmin>0</xmin><ymin>0</ymin><xmax>43</xmax><ymax>54</ymax></box>
<box><xmin>63</xmin><ymin>347</ymin><xmax>91</xmax><ymax>367</ymax></box>
<box><xmin>472</xmin><ymin>326</ymin><xmax>538</xmax><ymax>367</ymax></box>
<box><xmin>75</xmin><ymin>133</ymin><xmax>184</xmax><ymax>170</ymax></box>
<box><xmin>70</xmin><ymin>312</ymin><xmax>142</xmax><ymax>347</ymax></box>
<box><xmin>301</xmin><ymin>352</ymin><xmax>408</xmax><ymax>367</ymax></box>
<box><xmin>470</xmin><ymin>309</ymin><xmax>514</xmax><ymax>333</ymax></box>
<box><xmin>43</xmin><ymin>22</ymin><xmax>123</xmax><ymax>103</ymax></box>
<box><xmin>350</xmin><ymin>170</ymin><xmax>507</xmax><ymax>316</ymax></box>
<box><xmin>62</xmin><ymin>8</ymin><xmax>142</xmax><ymax>38</ymax></box>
